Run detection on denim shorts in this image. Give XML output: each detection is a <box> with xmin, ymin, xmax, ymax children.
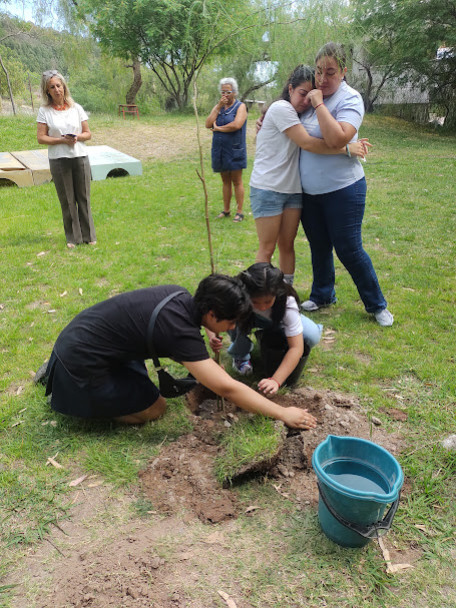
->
<box><xmin>250</xmin><ymin>186</ymin><xmax>303</xmax><ymax>219</ymax></box>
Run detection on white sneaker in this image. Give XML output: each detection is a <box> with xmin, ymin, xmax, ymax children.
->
<box><xmin>301</xmin><ymin>300</ymin><xmax>320</xmax><ymax>312</ymax></box>
<box><xmin>374</xmin><ymin>308</ymin><xmax>394</xmax><ymax>327</ymax></box>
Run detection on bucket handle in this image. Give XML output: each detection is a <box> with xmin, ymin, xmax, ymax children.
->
<box><xmin>317</xmin><ymin>481</ymin><xmax>401</xmax><ymax>539</ymax></box>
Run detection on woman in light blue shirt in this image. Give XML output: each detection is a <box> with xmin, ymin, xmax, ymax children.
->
<box><xmin>299</xmin><ymin>43</ymin><xmax>393</xmax><ymax>327</ymax></box>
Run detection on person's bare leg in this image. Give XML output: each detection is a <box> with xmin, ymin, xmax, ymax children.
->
<box><xmin>220</xmin><ymin>172</ymin><xmax>232</xmax><ymax>213</ymax></box>
<box><xmin>277</xmin><ymin>208</ymin><xmax>301</xmax><ymax>275</ymax></box>
<box><xmin>255</xmin><ymin>214</ymin><xmax>282</xmax><ymax>264</ymax></box>
<box><xmin>115</xmin><ymin>395</ymin><xmax>167</xmax><ymax>424</ymax></box>
<box><xmin>231</xmin><ymin>169</ymin><xmax>244</xmax><ymax>214</ymax></box>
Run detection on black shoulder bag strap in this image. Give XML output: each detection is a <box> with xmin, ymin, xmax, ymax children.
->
<box><xmin>146</xmin><ymin>290</ymin><xmax>187</xmax><ymax>370</ymax></box>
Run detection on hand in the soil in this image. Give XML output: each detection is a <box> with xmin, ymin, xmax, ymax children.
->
<box><xmin>258</xmin><ymin>377</ymin><xmax>280</xmax><ymax>396</ymax></box>
<box><xmin>281</xmin><ymin>406</ymin><xmax>317</xmax><ymax>430</ymax></box>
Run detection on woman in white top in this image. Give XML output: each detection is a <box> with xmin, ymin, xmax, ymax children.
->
<box><xmin>37</xmin><ymin>70</ymin><xmax>96</xmax><ymax>249</ymax></box>
<box><xmin>251</xmin><ymin>65</ymin><xmax>368</xmax><ymax>285</ymax></box>
<box><xmin>207</xmin><ymin>263</ymin><xmax>323</xmax><ymax>395</ymax></box>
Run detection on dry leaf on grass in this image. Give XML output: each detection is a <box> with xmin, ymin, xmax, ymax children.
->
<box><xmin>69</xmin><ymin>474</ymin><xmax>89</xmax><ymax>487</ymax></box>
<box><xmin>60</xmin><ymin>290</ymin><xmax>67</xmax><ymax>297</ymax></box>
<box><xmin>217</xmin><ymin>590</ymin><xmax>238</xmax><ymax>608</ymax></box>
<box><xmin>87</xmin><ymin>480</ymin><xmax>104</xmax><ymax>488</ymax></box>
<box><xmin>78</xmin><ymin>288</ymin><xmax>83</xmax><ymax>296</ymax></box>
<box><xmin>273</xmin><ymin>483</ymin><xmax>290</xmax><ymax>499</ymax></box>
<box><xmin>47</xmin><ymin>456</ymin><xmax>64</xmax><ymax>469</ymax></box>
<box><xmin>378</xmin><ymin>537</ymin><xmax>413</xmax><ymax>574</ymax></box>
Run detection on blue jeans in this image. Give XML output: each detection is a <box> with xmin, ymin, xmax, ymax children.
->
<box><xmin>228</xmin><ymin>314</ymin><xmax>322</xmax><ymax>362</ymax></box>
<box><xmin>301</xmin><ymin>178</ymin><xmax>387</xmax><ymax>313</ymax></box>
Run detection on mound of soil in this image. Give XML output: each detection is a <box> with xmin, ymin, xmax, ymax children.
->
<box><xmin>138</xmin><ymin>386</ymin><xmax>403</xmax><ymax>523</ymax></box>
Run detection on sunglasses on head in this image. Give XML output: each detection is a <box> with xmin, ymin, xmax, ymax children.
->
<box><xmin>43</xmin><ymin>69</ymin><xmax>59</xmax><ymax>79</ymax></box>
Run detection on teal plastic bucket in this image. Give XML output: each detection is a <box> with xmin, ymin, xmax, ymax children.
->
<box><xmin>312</xmin><ymin>435</ymin><xmax>403</xmax><ymax>547</ymax></box>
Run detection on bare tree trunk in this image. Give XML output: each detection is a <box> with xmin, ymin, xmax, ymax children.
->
<box><xmin>192</xmin><ymin>74</ymin><xmax>215</xmax><ymax>275</ymax></box>
<box><xmin>0</xmin><ymin>53</ymin><xmax>16</xmax><ymax>115</ymax></box>
<box><xmin>28</xmin><ymin>72</ymin><xmax>34</xmax><ymax>110</ymax></box>
<box><xmin>125</xmin><ymin>58</ymin><xmax>142</xmax><ymax>105</ymax></box>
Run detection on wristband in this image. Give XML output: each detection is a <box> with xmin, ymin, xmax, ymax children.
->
<box><xmin>346</xmin><ymin>143</ymin><xmax>351</xmax><ymax>158</ymax></box>
<box><xmin>268</xmin><ymin>377</ymin><xmax>281</xmax><ymax>388</ymax></box>
<box><xmin>314</xmin><ymin>103</ymin><xmax>324</xmax><ymax>110</ymax></box>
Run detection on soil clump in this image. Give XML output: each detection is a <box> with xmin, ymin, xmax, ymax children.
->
<box><xmin>138</xmin><ymin>386</ymin><xmax>403</xmax><ymax>521</ymax></box>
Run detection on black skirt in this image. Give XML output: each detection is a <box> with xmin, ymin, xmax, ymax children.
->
<box><xmin>45</xmin><ymin>351</ymin><xmax>160</xmax><ymax>419</ymax></box>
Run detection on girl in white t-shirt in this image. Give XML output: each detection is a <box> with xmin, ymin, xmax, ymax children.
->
<box><xmin>251</xmin><ymin>65</ymin><xmax>368</xmax><ymax>285</ymax></box>
<box><xmin>207</xmin><ymin>263</ymin><xmax>322</xmax><ymax>396</ymax></box>
<box><xmin>37</xmin><ymin>69</ymin><xmax>96</xmax><ymax>248</ymax></box>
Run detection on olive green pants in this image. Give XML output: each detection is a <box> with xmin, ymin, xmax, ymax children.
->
<box><xmin>49</xmin><ymin>155</ymin><xmax>96</xmax><ymax>245</ymax></box>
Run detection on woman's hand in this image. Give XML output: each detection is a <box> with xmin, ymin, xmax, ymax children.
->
<box><xmin>255</xmin><ymin>114</ymin><xmax>264</xmax><ymax>134</ymax></box>
<box><xmin>258</xmin><ymin>377</ymin><xmax>280</xmax><ymax>396</ymax></box>
<box><xmin>280</xmin><ymin>406</ymin><xmax>317</xmax><ymax>430</ymax></box>
<box><xmin>348</xmin><ymin>138</ymin><xmax>372</xmax><ymax>158</ymax></box>
<box><xmin>308</xmin><ymin>89</ymin><xmax>324</xmax><ymax>107</ymax></box>
<box><xmin>62</xmin><ymin>134</ymin><xmax>77</xmax><ymax>146</ymax></box>
<box><xmin>217</xmin><ymin>93</ymin><xmax>230</xmax><ymax>109</ymax></box>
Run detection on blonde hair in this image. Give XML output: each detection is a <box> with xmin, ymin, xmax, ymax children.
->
<box><xmin>40</xmin><ymin>70</ymin><xmax>74</xmax><ymax>107</ymax></box>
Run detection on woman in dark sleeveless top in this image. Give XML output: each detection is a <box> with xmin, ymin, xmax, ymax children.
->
<box><xmin>205</xmin><ymin>77</ymin><xmax>247</xmax><ymax>223</ymax></box>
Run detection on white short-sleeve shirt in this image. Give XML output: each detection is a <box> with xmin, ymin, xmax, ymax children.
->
<box><xmin>250</xmin><ymin>100</ymin><xmax>302</xmax><ymax>194</ymax></box>
<box><xmin>37</xmin><ymin>103</ymin><xmax>88</xmax><ymax>159</ymax></box>
<box><xmin>254</xmin><ymin>296</ymin><xmax>303</xmax><ymax>337</ymax></box>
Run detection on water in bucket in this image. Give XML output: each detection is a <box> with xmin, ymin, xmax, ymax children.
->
<box><xmin>312</xmin><ymin>435</ymin><xmax>403</xmax><ymax>548</ymax></box>
<box><xmin>324</xmin><ymin>460</ymin><xmax>390</xmax><ymax>495</ymax></box>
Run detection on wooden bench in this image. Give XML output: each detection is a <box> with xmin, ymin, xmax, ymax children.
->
<box><xmin>118</xmin><ymin>104</ymin><xmax>140</xmax><ymax>119</ymax></box>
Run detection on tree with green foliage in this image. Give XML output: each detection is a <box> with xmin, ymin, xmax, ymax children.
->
<box><xmin>75</xmin><ymin>0</ymin><xmax>256</xmax><ymax>110</ymax></box>
<box><xmin>0</xmin><ymin>16</ymin><xmax>35</xmax><ymax>113</ymax></box>
<box><xmin>353</xmin><ymin>0</ymin><xmax>456</xmax><ymax>127</ymax></box>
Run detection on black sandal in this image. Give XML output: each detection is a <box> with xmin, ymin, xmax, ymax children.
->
<box><xmin>217</xmin><ymin>210</ymin><xmax>230</xmax><ymax>219</ymax></box>
<box><xmin>233</xmin><ymin>212</ymin><xmax>244</xmax><ymax>222</ymax></box>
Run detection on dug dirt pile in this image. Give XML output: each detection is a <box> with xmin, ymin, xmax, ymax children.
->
<box><xmin>138</xmin><ymin>386</ymin><xmax>403</xmax><ymax>523</ymax></box>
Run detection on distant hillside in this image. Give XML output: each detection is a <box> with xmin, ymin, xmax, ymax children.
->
<box><xmin>0</xmin><ymin>14</ymin><xmax>67</xmax><ymax>75</ymax></box>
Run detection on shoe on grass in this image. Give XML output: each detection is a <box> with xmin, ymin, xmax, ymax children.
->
<box><xmin>232</xmin><ymin>358</ymin><xmax>253</xmax><ymax>376</ymax></box>
<box><xmin>301</xmin><ymin>300</ymin><xmax>320</xmax><ymax>312</ymax></box>
<box><xmin>374</xmin><ymin>308</ymin><xmax>394</xmax><ymax>327</ymax></box>
<box><xmin>34</xmin><ymin>360</ymin><xmax>49</xmax><ymax>385</ymax></box>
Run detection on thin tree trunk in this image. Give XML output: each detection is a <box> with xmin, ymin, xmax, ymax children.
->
<box><xmin>0</xmin><ymin>53</ymin><xmax>16</xmax><ymax>115</ymax></box>
<box><xmin>192</xmin><ymin>73</ymin><xmax>215</xmax><ymax>275</ymax></box>
<box><xmin>192</xmin><ymin>72</ymin><xmax>225</xmax><ymax>411</ymax></box>
<box><xmin>28</xmin><ymin>72</ymin><xmax>34</xmax><ymax>110</ymax></box>
<box><xmin>125</xmin><ymin>58</ymin><xmax>142</xmax><ymax>105</ymax></box>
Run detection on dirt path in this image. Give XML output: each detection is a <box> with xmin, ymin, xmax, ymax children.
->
<box><xmin>90</xmin><ymin>118</ymin><xmax>258</xmax><ymax>163</ymax></box>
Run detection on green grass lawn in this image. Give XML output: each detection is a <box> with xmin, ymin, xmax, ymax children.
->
<box><xmin>0</xmin><ymin>112</ymin><xmax>455</xmax><ymax>607</ymax></box>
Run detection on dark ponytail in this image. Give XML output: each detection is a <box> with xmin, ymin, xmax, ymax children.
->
<box><xmin>238</xmin><ymin>262</ymin><xmax>300</xmax><ymax>327</ymax></box>
<box><xmin>281</xmin><ymin>64</ymin><xmax>315</xmax><ymax>102</ymax></box>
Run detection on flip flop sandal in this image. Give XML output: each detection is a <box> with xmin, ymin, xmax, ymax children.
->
<box><xmin>217</xmin><ymin>211</ymin><xmax>231</xmax><ymax>219</ymax></box>
<box><xmin>233</xmin><ymin>213</ymin><xmax>244</xmax><ymax>222</ymax></box>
